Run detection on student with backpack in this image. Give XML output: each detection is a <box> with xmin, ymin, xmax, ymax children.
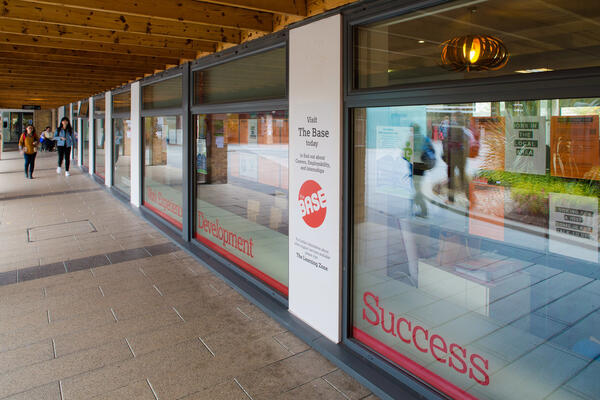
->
<box><xmin>18</xmin><ymin>125</ymin><xmax>39</xmax><ymax>179</ymax></box>
<box><xmin>54</xmin><ymin>117</ymin><xmax>75</xmax><ymax>176</ymax></box>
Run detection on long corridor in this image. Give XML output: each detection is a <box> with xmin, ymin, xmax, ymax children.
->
<box><xmin>0</xmin><ymin>150</ymin><xmax>374</xmax><ymax>400</ymax></box>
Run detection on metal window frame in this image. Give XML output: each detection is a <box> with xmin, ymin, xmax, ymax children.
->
<box><xmin>92</xmin><ymin>94</ymin><xmax>106</xmax><ymax>182</ymax></box>
<box><xmin>189</xmin><ymin>36</ymin><xmax>290</xmax><ymax>303</ymax></box>
<box><xmin>340</xmin><ymin>0</ymin><xmax>600</xmax><ymax>399</ymax></box>
<box><xmin>139</xmin><ymin>65</ymin><xmax>187</xmax><ymax>235</ymax></box>
<box><xmin>111</xmin><ymin>85</ymin><xmax>132</xmax><ymax>195</ymax></box>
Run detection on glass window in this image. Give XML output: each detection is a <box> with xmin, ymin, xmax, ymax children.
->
<box><xmin>143</xmin><ymin>115</ymin><xmax>183</xmax><ymax>228</ymax></box>
<box><xmin>113</xmin><ymin>91</ymin><xmax>131</xmax><ymax>115</ymax></box>
<box><xmin>81</xmin><ymin>118</ymin><xmax>89</xmax><ymax>168</ymax></box>
<box><xmin>94</xmin><ymin>117</ymin><xmax>105</xmax><ymax>180</ymax></box>
<box><xmin>113</xmin><ymin>118</ymin><xmax>132</xmax><ymax>195</ymax></box>
<box><xmin>142</xmin><ymin>76</ymin><xmax>182</xmax><ymax>110</ymax></box>
<box><xmin>354</xmin><ymin>0</ymin><xmax>600</xmax><ymax>89</ymax></box>
<box><xmin>193</xmin><ymin>47</ymin><xmax>286</xmax><ymax>105</ymax></box>
<box><xmin>79</xmin><ymin>100</ymin><xmax>89</xmax><ymax>118</ymax></box>
<box><xmin>194</xmin><ymin>112</ymin><xmax>289</xmax><ymax>295</ymax></box>
<box><xmin>352</xmin><ymin>97</ymin><xmax>600</xmax><ymax>399</ymax></box>
<box><xmin>95</xmin><ymin>96</ymin><xmax>105</xmax><ymax>115</ymax></box>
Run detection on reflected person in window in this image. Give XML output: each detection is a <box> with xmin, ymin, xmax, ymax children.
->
<box><xmin>442</xmin><ymin>113</ymin><xmax>470</xmax><ymax>204</ymax></box>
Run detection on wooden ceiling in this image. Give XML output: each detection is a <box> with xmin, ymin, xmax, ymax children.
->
<box><xmin>0</xmin><ymin>0</ymin><xmax>358</xmax><ymax>109</ymax></box>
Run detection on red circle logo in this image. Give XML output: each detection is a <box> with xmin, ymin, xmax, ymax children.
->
<box><xmin>298</xmin><ymin>180</ymin><xmax>327</xmax><ymax>228</ymax></box>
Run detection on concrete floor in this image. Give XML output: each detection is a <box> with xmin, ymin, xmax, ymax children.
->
<box><xmin>0</xmin><ymin>150</ymin><xmax>376</xmax><ymax>400</ymax></box>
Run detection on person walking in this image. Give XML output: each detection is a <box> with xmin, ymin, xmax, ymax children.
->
<box><xmin>54</xmin><ymin>117</ymin><xmax>75</xmax><ymax>176</ymax></box>
<box><xmin>18</xmin><ymin>124</ymin><xmax>39</xmax><ymax>179</ymax></box>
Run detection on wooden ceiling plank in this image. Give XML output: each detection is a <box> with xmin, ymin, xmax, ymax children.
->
<box><xmin>17</xmin><ymin>0</ymin><xmax>273</xmax><ymax>32</ymax></box>
<box><xmin>0</xmin><ymin>43</ymin><xmax>181</xmax><ymax>65</ymax></box>
<box><xmin>1</xmin><ymin>0</ymin><xmax>241</xmax><ymax>43</ymax></box>
<box><xmin>197</xmin><ymin>0</ymin><xmax>307</xmax><ymax>16</ymax></box>
<box><xmin>0</xmin><ymin>51</ymin><xmax>170</xmax><ymax>70</ymax></box>
<box><xmin>0</xmin><ymin>19</ymin><xmax>217</xmax><ymax>52</ymax></box>
<box><xmin>0</xmin><ymin>32</ymin><xmax>199</xmax><ymax>59</ymax></box>
<box><xmin>0</xmin><ymin>59</ymin><xmax>153</xmax><ymax>74</ymax></box>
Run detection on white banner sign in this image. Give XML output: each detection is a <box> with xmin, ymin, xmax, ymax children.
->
<box><xmin>288</xmin><ymin>14</ymin><xmax>342</xmax><ymax>342</ymax></box>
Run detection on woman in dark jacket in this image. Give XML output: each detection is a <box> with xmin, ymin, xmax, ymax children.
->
<box><xmin>54</xmin><ymin>117</ymin><xmax>76</xmax><ymax>176</ymax></box>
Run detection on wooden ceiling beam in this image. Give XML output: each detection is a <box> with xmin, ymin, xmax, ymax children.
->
<box><xmin>197</xmin><ymin>0</ymin><xmax>306</xmax><ymax>16</ymax></box>
<box><xmin>0</xmin><ymin>32</ymin><xmax>200</xmax><ymax>59</ymax></box>
<box><xmin>0</xmin><ymin>51</ymin><xmax>171</xmax><ymax>70</ymax></box>
<box><xmin>0</xmin><ymin>43</ymin><xmax>181</xmax><ymax>66</ymax></box>
<box><xmin>1</xmin><ymin>0</ymin><xmax>241</xmax><ymax>44</ymax></box>
<box><xmin>0</xmin><ymin>59</ymin><xmax>153</xmax><ymax>75</ymax></box>
<box><xmin>0</xmin><ymin>19</ymin><xmax>217</xmax><ymax>53</ymax></box>
<box><xmin>17</xmin><ymin>0</ymin><xmax>273</xmax><ymax>32</ymax></box>
<box><xmin>0</xmin><ymin>66</ymin><xmax>143</xmax><ymax>79</ymax></box>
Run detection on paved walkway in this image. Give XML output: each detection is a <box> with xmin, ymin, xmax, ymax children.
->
<box><xmin>0</xmin><ymin>150</ymin><xmax>376</xmax><ymax>400</ymax></box>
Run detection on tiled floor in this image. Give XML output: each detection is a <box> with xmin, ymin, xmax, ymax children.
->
<box><xmin>0</xmin><ymin>151</ymin><xmax>375</xmax><ymax>400</ymax></box>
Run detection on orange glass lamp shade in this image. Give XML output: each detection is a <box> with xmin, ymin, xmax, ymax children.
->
<box><xmin>441</xmin><ymin>35</ymin><xmax>509</xmax><ymax>72</ymax></box>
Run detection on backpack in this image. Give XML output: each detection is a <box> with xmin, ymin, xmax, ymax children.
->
<box><xmin>420</xmin><ymin>136</ymin><xmax>436</xmax><ymax>170</ymax></box>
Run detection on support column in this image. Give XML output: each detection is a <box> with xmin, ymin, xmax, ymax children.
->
<box><xmin>58</xmin><ymin>106</ymin><xmax>65</xmax><ymax>122</ymax></box>
<box><xmin>69</xmin><ymin>104</ymin><xmax>75</xmax><ymax>161</ymax></box>
<box><xmin>182</xmin><ymin>63</ymin><xmax>191</xmax><ymax>241</ymax></box>
<box><xmin>89</xmin><ymin>97</ymin><xmax>94</xmax><ymax>175</ymax></box>
<box><xmin>288</xmin><ymin>14</ymin><xmax>343</xmax><ymax>343</ymax></box>
<box><xmin>77</xmin><ymin>101</ymin><xmax>82</xmax><ymax>166</ymax></box>
<box><xmin>130</xmin><ymin>81</ymin><xmax>142</xmax><ymax>207</ymax></box>
<box><xmin>105</xmin><ymin>92</ymin><xmax>113</xmax><ymax>187</ymax></box>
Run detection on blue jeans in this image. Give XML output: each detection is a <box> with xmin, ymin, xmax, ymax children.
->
<box><xmin>24</xmin><ymin>153</ymin><xmax>36</xmax><ymax>177</ymax></box>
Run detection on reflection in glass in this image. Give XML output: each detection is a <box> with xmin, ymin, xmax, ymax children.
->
<box><xmin>143</xmin><ymin>116</ymin><xmax>183</xmax><ymax>229</ymax></box>
<box><xmin>142</xmin><ymin>76</ymin><xmax>182</xmax><ymax>110</ymax></box>
<box><xmin>355</xmin><ymin>0</ymin><xmax>600</xmax><ymax>89</ymax></box>
<box><xmin>113</xmin><ymin>118</ymin><xmax>131</xmax><ymax>195</ymax></box>
<box><xmin>194</xmin><ymin>112</ymin><xmax>289</xmax><ymax>295</ymax></box>
<box><xmin>193</xmin><ymin>47</ymin><xmax>286</xmax><ymax>105</ymax></box>
<box><xmin>352</xmin><ymin>98</ymin><xmax>600</xmax><ymax>400</ymax></box>
<box><xmin>81</xmin><ymin>118</ymin><xmax>89</xmax><ymax>168</ymax></box>
<box><xmin>94</xmin><ymin>118</ymin><xmax>105</xmax><ymax>179</ymax></box>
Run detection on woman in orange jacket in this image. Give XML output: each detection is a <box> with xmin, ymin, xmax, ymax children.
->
<box><xmin>18</xmin><ymin>125</ymin><xmax>39</xmax><ymax>179</ymax></box>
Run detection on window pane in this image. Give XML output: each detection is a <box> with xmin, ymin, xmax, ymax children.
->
<box><xmin>82</xmin><ymin>118</ymin><xmax>89</xmax><ymax>168</ymax></box>
<box><xmin>193</xmin><ymin>47</ymin><xmax>286</xmax><ymax>105</ymax></box>
<box><xmin>355</xmin><ymin>0</ymin><xmax>600</xmax><ymax>89</ymax></box>
<box><xmin>113</xmin><ymin>91</ymin><xmax>131</xmax><ymax>115</ymax></box>
<box><xmin>143</xmin><ymin>115</ymin><xmax>183</xmax><ymax>228</ymax></box>
<box><xmin>194</xmin><ymin>112</ymin><xmax>289</xmax><ymax>295</ymax></box>
<box><xmin>142</xmin><ymin>76</ymin><xmax>182</xmax><ymax>110</ymax></box>
<box><xmin>113</xmin><ymin>118</ymin><xmax>132</xmax><ymax>195</ymax></box>
<box><xmin>352</xmin><ymin>98</ymin><xmax>600</xmax><ymax>399</ymax></box>
<box><xmin>94</xmin><ymin>118</ymin><xmax>105</xmax><ymax>180</ymax></box>
<box><xmin>79</xmin><ymin>100</ymin><xmax>89</xmax><ymax>118</ymax></box>
<box><xmin>95</xmin><ymin>96</ymin><xmax>105</xmax><ymax>115</ymax></box>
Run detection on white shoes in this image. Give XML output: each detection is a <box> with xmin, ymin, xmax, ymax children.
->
<box><xmin>65</xmin><ymin>171</ymin><xmax>70</xmax><ymax>176</ymax></box>
<box><xmin>56</xmin><ymin>167</ymin><xmax>61</xmax><ymax>174</ymax></box>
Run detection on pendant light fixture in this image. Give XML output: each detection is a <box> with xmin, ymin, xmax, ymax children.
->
<box><xmin>440</xmin><ymin>34</ymin><xmax>509</xmax><ymax>72</ymax></box>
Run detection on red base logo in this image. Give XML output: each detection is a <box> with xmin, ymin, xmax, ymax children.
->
<box><xmin>298</xmin><ymin>180</ymin><xmax>327</xmax><ymax>228</ymax></box>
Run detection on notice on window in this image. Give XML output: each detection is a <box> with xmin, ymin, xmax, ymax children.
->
<box><xmin>374</xmin><ymin>126</ymin><xmax>414</xmax><ymax>198</ymax></box>
<box><xmin>471</xmin><ymin>116</ymin><xmax>505</xmax><ymax>171</ymax></box>
<box><xmin>551</xmin><ymin>115</ymin><xmax>599</xmax><ymax>180</ymax></box>
<box><xmin>469</xmin><ymin>181</ymin><xmax>505</xmax><ymax>241</ymax></box>
<box><xmin>549</xmin><ymin>193</ymin><xmax>598</xmax><ymax>263</ymax></box>
<box><xmin>505</xmin><ymin>116</ymin><xmax>546</xmax><ymax>175</ymax></box>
